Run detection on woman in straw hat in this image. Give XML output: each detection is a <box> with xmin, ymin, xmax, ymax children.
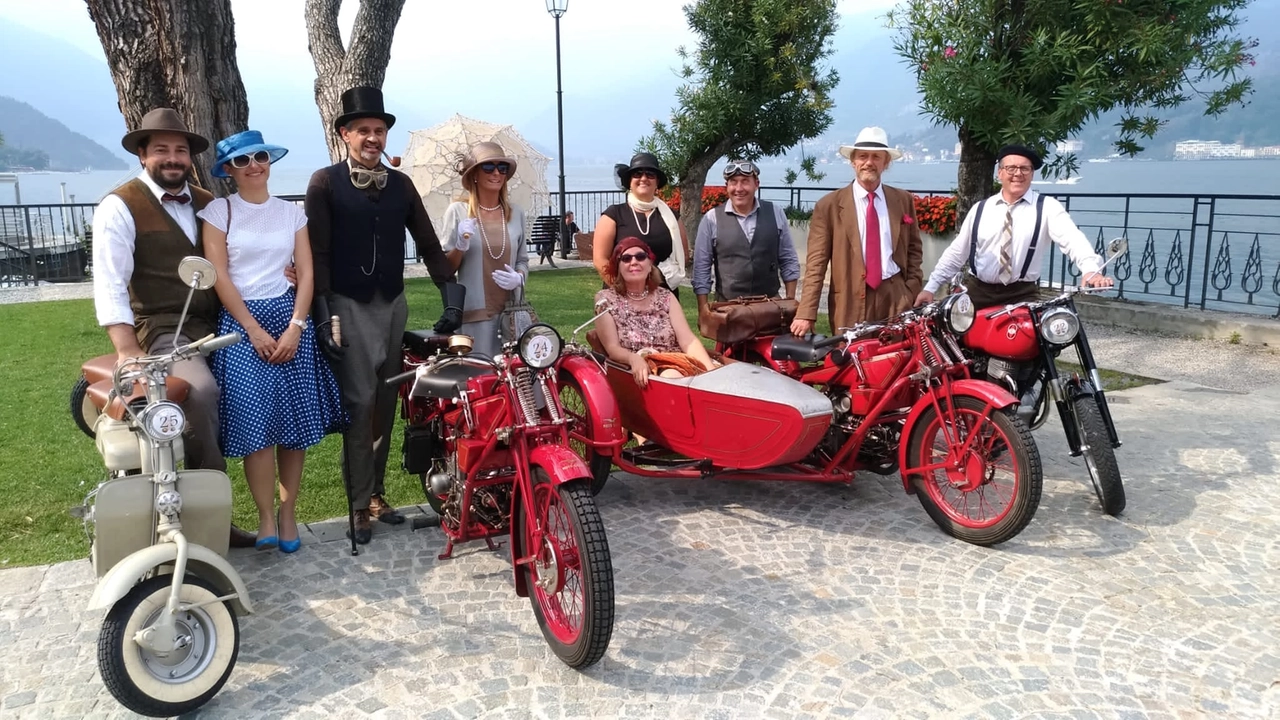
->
<box><xmin>198</xmin><ymin>129</ymin><xmax>346</xmax><ymax>554</ymax></box>
<box><xmin>440</xmin><ymin>141</ymin><xmax>531</xmax><ymax>358</ymax></box>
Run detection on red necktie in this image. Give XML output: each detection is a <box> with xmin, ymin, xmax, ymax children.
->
<box><xmin>162</xmin><ymin>193</ymin><xmax>190</xmax><ymax>204</ymax></box>
<box><xmin>864</xmin><ymin>192</ymin><xmax>882</xmax><ymax>290</ymax></box>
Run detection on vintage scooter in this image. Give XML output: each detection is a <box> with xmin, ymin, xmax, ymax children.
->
<box><xmin>955</xmin><ymin>237</ymin><xmax>1130</xmax><ymax>516</ymax></box>
<box><xmin>391</xmin><ymin>322</ymin><xmax>616</xmax><ymax>669</ymax></box>
<box><xmin>71</xmin><ymin>256</ymin><xmax>250</xmax><ymax>718</ymax></box>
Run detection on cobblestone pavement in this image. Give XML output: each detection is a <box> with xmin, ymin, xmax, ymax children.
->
<box><xmin>3</xmin><ymin>349</ymin><xmax>1280</xmax><ymax>718</ymax></box>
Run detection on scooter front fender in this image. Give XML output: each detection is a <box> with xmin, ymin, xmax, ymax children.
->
<box><xmin>88</xmin><ymin>543</ymin><xmax>253</xmax><ymax>615</ymax></box>
<box><xmin>898</xmin><ymin>379</ymin><xmax>1020</xmax><ymax>493</ymax></box>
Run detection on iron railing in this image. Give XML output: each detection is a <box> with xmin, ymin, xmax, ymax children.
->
<box><xmin>6</xmin><ymin>189</ymin><xmax>1280</xmax><ymax>317</ymax></box>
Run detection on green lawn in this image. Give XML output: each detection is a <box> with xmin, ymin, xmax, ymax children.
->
<box><xmin>0</xmin><ymin>269</ymin><xmax>692</xmax><ymax>568</ymax></box>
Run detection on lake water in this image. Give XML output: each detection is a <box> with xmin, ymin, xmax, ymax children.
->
<box><xmin>5</xmin><ymin>158</ymin><xmax>1280</xmax><ymax>206</ymax></box>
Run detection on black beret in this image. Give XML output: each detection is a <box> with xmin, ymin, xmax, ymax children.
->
<box><xmin>997</xmin><ymin>144</ymin><xmax>1043</xmax><ymax>170</ymax></box>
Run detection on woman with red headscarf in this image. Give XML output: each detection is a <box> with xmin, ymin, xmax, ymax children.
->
<box><xmin>594</xmin><ymin>237</ymin><xmax>715</xmax><ymax>388</ymax></box>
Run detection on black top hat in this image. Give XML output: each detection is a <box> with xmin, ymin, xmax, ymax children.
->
<box><xmin>615</xmin><ymin>152</ymin><xmax>668</xmax><ymax>190</ymax></box>
<box><xmin>333</xmin><ymin>86</ymin><xmax>396</xmax><ymax>132</ymax></box>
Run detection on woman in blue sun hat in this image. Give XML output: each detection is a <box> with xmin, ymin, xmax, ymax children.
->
<box><xmin>197</xmin><ymin>129</ymin><xmax>346</xmax><ymax>554</ymax></box>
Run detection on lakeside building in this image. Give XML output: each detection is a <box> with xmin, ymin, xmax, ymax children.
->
<box><xmin>1174</xmin><ymin>139</ymin><xmax>1280</xmax><ymax>160</ymax></box>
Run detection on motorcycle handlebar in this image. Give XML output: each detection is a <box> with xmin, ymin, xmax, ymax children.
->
<box><xmin>197</xmin><ymin>332</ymin><xmax>242</xmax><ymax>356</ymax></box>
<box><xmin>386</xmin><ymin>368</ymin><xmax>418</xmax><ymax>387</ymax></box>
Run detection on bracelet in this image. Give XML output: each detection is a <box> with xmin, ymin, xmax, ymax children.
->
<box><xmin>290</xmin><ymin>318</ymin><xmax>306</xmax><ymax>330</ymax></box>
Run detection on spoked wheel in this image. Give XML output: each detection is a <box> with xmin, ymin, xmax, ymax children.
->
<box><xmin>906</xmin><ymin>396</ymin><xmax>1043</xmax><ymax>546</ymax></box>
<box><xmin>519</xmin><ymin>469</ymin><xmax>614</xmax><ymax>668</ymax></box>
<box><xmin>98</xmin><ymin>574</ymin><xmax>239</xmax><ymax>717</ymax></box>
<box><xmin>557</xmin><ymin>371</ymin><xmax>612</xmax><ymax>495</ymax></box>
<box><xmin>1070</xmin><ymin>395</ymin><xmax>1126</xmax><ymax>516</ymax></box>
<box><xmin>71</xmin><ymin>376</ymin><xmax>98</xmax><ymax>438</ymax></box>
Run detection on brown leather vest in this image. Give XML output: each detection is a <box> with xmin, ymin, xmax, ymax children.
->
<box><xmin>112</xmin><ymin>178</ymin><xmax>218</xmax><ymax>350</ymax></box>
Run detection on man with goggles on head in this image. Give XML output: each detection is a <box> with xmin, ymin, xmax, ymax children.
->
<box><xmin>692</xmin><ymin>159</ymin><xmax>800</xmax><ymax>318</ymax></box>
<box><xmin>304</xmin><ymin>86</ymin><xmax>465</xmax><ymax>545</ymax></box>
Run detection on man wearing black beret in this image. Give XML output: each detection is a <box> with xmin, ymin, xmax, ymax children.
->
<box><xmin>916</xmin><ymin>144</ymin><xmax>1113</xmax><ymax>309</ymax></box>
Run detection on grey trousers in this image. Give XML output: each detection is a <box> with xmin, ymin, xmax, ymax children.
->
<box><xmin>331</xmin><ymin>291</ymin><xmax>408</xmax><ymax>510</ymax></box>
<box><xmin>148</xmin><ymin>331</ymin><xmax>226</xmax><ymax>473</ymax></box>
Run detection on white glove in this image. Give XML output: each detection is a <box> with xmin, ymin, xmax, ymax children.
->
<box><xmin>491</xmin><ymin>264</ymin><xmax>524</xmax><ymax>291</ymax></box>
<box><xmin>455</xmin><ymin>218</ymin><xmax>478</xmax><ymax>252</ymax></box>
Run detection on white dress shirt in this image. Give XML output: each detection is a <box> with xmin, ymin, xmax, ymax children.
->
<box><xmin>853</xmin><ymin>183</ymin><xmax>901</xmax><ymax>280</ymax></box>
<box><xmin>92</xmin><ymin>171</ymin><xmax>198</xmax><ymax>327</ymax></box>
<box><xmin>924</xmin><ymin>190</ymin><xmax>1103</xmax><ymax>293</ymax></box>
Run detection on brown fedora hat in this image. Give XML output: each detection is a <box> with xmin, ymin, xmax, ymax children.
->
<box><xmin>121</xmin><ymin>108</ymin><xmax>210</xmax><ymax>155</ymax></box>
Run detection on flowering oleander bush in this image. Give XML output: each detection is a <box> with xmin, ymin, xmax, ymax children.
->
<box><xmin>659</xmin><ymin>185</ymin><xmax>729</xmax><ymax>214</ymax></box>
<box><xmin>911</xmin><ymin>193</ymin><xmax>959</xmax><ymax>235</ymax></box>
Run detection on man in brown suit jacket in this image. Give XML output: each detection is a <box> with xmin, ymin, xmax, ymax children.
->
<box><xmin>791</xmin><ymin>127</ymin><xmax>923</xmax><ymax>336</ymax></box>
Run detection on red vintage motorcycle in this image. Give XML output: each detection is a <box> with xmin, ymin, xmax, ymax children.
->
<box><xmin>390</xmin><ymin>324</ymin><xmax>615</xmax><ymax>669</ymax></box>
<box><xmin>954</xmin><ymin>238</ymin><xmax>1130</xmax><ymax>516</ymax></box>
<box><xmin>561</xmin><ymin>294</ymin><xmax>1044</xmax><ymax>547</ymax></box>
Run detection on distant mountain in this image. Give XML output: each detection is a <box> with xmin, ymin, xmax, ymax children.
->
<box><xmin>0</xmin><ymin>96</ymin><xmax>128</xmax><ymax>171</ymax></box>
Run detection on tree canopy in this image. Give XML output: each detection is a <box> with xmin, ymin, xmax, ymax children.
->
<box><xmin>641</xmin><ymin>0</ymin><xmax>840</xmax><ymax>239</ymax></box>
<box><xmin>889</xmin><ymin>0</ymin><xmax>1257</xmax><ymax>214</ymax></box>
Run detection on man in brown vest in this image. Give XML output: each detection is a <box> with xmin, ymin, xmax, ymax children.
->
<box><xmin>91</xmin><ymin>108</ymin><xmax>256</xmax><ymax>547</ymax></box>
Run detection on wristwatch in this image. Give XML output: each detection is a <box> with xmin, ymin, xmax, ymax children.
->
<box><xmin>290</xmin><ymin>318</ymin><xmax>307</xmax><ymax>330</ymax></box>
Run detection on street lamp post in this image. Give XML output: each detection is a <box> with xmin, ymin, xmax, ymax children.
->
<box><xmin>546</xmin><ymin>0</ymin><xmax>569</xmax><ymax>258</ymax></box>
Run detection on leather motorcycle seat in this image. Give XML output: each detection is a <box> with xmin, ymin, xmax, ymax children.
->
<box><xmin>81</xmin><ymin>354</ymin><xmax>117</xmax><ymax>385</ymax></box>
<box><xmin>84</xmin><ymin>376</ymin><xmax>191</xmax><ymax>420</ymax></box>
<box><xmin>770</xmin><ymin>335</ymin><xmax>834</xmax><ymax>364</ymax></box>
<box><xmin>413</xmin><ymin>363</ymin><xmax>494</xmax><ymax>400</ymax></box>
<box><xmin>403</xmin><ymin>330</ymin><xmax>452</xmax><ymax>358</ymax></box>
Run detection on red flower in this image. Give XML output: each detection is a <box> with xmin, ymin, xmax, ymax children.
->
<box><xmin>902</xmin><ymin>214</ymin><xmax>914</xmax><ymax>225</ymax></box>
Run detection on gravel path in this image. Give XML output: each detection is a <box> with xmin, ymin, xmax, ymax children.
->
<box><xmin>1087</xmin><ymin>324</ymin><xmax>1280</xmax><ymax>392</ymax></box>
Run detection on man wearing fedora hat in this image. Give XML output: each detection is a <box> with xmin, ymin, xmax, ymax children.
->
<box><xmin>791</xmin><ymin>127</ymin><xmax>923</xmax><ymax>336</ymax></box>
<box><xmin>92</xmin><ymin>107</ymin><xmax>257</xmax><ymax>548</ymax></box>
<box><xmin>915</xmin><ymin>144</ymin><xmax>1113</xmax><ymax>310</ymax></box>
<box><xmin>305</xmin><ymin>86</ymin><xmax>464</xmax><ymax>545</ymax></box>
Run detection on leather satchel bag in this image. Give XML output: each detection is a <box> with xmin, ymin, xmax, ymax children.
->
<box><xmin>498</xmin><ymin>286</ymin><xmax>539</xmax><ymax>345</ymax></box>
<box><xmin>698</xmin><ymin>295</ymin><xmax>798</xmax><ymax>344</ymax></box>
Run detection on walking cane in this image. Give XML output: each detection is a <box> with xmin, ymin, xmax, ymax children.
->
<box><xmin>340</xmin><ymin>444</ymin><xmax>359</xmax><ymax>556</ymax></box>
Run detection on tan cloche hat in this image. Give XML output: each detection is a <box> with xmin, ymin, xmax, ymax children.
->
<box><xmin>121</xmin><ymin>108</ymin><xmax>210</xmax><ymax>155</ymax></box>
<box><xmin>455</xmin><ymin>141</ymin><xmax>518</xmax><ymax>184</ymax></box>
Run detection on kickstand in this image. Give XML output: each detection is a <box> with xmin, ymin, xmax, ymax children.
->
<box><xmin>485</xmin><ymin>537</ymin><xmax>503</xmax><ymax>553</ymax></box>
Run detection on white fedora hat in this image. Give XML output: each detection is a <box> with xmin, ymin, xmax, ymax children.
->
<box><xmin>838</xmin><ymin>126</ymin><xmax>903</xmax><ymax>161</ymax></box>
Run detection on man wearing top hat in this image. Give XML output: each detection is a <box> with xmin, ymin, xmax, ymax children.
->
<box><xmin>304</xmin><ymin>86</ymin><xmax>464</xmax><ymax>545</ymax></box>
<box><xmin>914</xmin><ymin>144</ymin><xmax>1114</xmax><ymax>310</ymax></box>
<box><xmin>91</xmin><ymin>108</ymin><xmax>258</xmax><ymax>547</ymax></box>
<box><xmin>791</xmin><ymin>127</ymin><xmax>923</xmax><ymax>336</ymax></box>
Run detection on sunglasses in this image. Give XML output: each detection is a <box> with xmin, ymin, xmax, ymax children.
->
<box><xmin>480</xmin><ymin>162</ymin><xmax>511</xmax><ymax>175</ymax></box>
<box><xmin>229</xmin><ymin>151</ymin><xmax>272</xmax><ymax>169</ymax></box>
<box><xmin>630</xmin><ymin>169</ymin><xmax>658</xmax><ymax>180</ymax></box>
<box><xmin>618</xmin><ymin>251</ymin><xmax>650</xmax><ymax>264</ymax></box>
<box><xmin>723</xmin><ymin>161</ymin><xmax>759</xmax><ymax>178</ymax></box>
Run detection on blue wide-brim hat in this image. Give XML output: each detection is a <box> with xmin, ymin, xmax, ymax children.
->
<box><xmin>211</xmin><ymin>130</ymin><xmax>288</xmax><ymax>178</ymax></box>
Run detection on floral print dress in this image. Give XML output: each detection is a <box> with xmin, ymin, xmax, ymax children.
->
<box><xmin>595</xmin><ymin>288</ymin><xmax>679</xmax><ymax>353</ymax></box>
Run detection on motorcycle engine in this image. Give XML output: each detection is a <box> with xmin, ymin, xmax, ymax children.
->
<box><xmin>435</xmin><ymin>457</ymin><xmax>513</xmax><ymax>532</ymax></box>
<box><xmin>985</xmin><ymin>358</ymin><xmax>1021</xmax><ymax>395</ymax></box>
<box><xmin>816</xmin><ymin>390</ymin><xmax>900</xmax><ymax>474</ymax></box>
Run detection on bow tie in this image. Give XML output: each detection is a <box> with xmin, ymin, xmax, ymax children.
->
<box><xmin>350</xmin><ymin>166</ymin><xmax>388</xmax><ymax>190</ymax></box>
<box><xmin>161</xmin><ymin>193</ymin><xmax>190</xmax><ymax>204</ymax></box>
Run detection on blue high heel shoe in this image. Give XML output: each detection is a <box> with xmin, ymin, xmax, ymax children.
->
<box><xmin>255</xmin><ymin>534</ymin><xmax>278</xmax><ymax>551</ymax></box>
<box><xmin>277</xmin><ymin>510</ymin><xmax>301</xmax><ymax>553</ymax></box>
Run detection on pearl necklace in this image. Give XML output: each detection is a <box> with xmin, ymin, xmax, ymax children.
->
<box><xmin>625</xmin><ymin>288</ymin><xmax>650</xmax><ymax>300</ymax></box>
<box><xmin>479</xmin><ymin>202</ymin><xmax>502</xmax><ymax>212</ymax></box>
<box><xmin>478</xmin><ymin>207</ymin><xmax>508</xmax><ymax>261</ymax></box>
<box><xmin>629</xmin><ymin>205</ymin><xmax>652</xmax><ymax>235</ymax></box>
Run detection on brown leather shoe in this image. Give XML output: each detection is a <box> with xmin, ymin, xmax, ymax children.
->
<box><xmin>347</xmin><ymin>509</ymin><xmax>372</xmax><ymax>545</ymax></box>
<box><xmin>369</xmin><ymin>494</ymin><xmax>405</xmax><ymax>525</ymax></box>
<box><xmin>229</xmin><ymin>524</ymin><xmax>257</xmax><ymax>549</ymax></box>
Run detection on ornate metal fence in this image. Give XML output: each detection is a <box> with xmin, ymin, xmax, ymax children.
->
<box><xmin>0</xmin><ymin>203</ymin><xmax>94</xmax><ymax>286</ymax></box>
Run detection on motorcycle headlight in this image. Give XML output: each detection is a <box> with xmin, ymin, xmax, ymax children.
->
<box><xmin>518</xmin><ymin>324</ymin><xmax>562</xmax><ymax>370</ymax></box>
<box><xmin>1039</xmin><ymin>307</ymin><xmax>1080</xmax><ymax>345</ymax></box>
<box><xmin>940</xmin><ymin>292</ymin><xmax>975</xmax><ymax>334</ymax></box>
<box><xmin>136</xmin><ymin>401</ymin><xmax>185</xmax><ymax>442</ymax></box>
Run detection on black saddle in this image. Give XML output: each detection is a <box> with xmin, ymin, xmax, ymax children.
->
<box><xmin>411</xmin><ymin>362</ymin><xmax>495</xmax><ymax>400</ymax></box>
<box><xmin>770</xmin><ymin>334</ymin><xmax>834</xmax><ymax>364</ymax></box>
<box><xmin>403</xmin><ymin>330</ymin><xmax>452</xmax><ymax>358</ymax></box>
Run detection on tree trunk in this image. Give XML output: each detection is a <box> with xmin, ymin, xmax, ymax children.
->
<box><xmin>677</xmin><ymin>141</ymin><xmax>734</xmax><ymax>252</ymax></box>
<box><xmin>86</xmin><ymin>0</ymin><xmax>249</xmax><ymax>194</ymax></box>
<box><xmin>305</xmin><ymin>0</ymin><xmax>407</xmax><ymax>163</ymax></box>
<box><xmin>955</xmin><ymin>125</ymin><xmax>998</xmax><ymax>221</ymax></box>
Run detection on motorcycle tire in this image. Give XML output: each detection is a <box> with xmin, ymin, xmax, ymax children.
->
<box><xmin>71</xmin><ymin>376</ymin><xmax>98</xmax><ymax>439</ymax></box>
<box><xmin>518</xmin><ymin>470</ymin><xmax>614</xmax><ymax>669</ymax></box>
<box><xmin>98</xmin><ymin>574</ymin><xmax>240</xmax><ymax>718</ymax></box>
<box><xmin>906</xmin><ymin>396</ymin><xmax>1043</xmax><ymax>546</ymax></box>
<box><xmin>1070</xmin><ymin>396</ymin><xmax>1126</xmax><ymax>516</ymax></box>
<box><xmin>556</xmin><ymin>370</ymin><xmax>612</xmax><ymax>495</ymax></box>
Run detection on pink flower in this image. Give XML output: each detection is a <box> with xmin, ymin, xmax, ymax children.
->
<box><xmin>943</xmin><ymin>46</ymin><xmax>957</xmax><ymax>59</ymax></box>
<box><xmin>902</xmin><ymin>214</ymin><xmax>914</xmax><ymax>225</ymax></box>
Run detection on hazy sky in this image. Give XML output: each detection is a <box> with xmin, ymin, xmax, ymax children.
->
<box><xmin>0</xmin><ymin>0</ymin><xmax>901</xmax><ymax>166</ymax></box>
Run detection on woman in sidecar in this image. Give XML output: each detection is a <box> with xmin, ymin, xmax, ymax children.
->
<box><xmin>594</xmin><ymin>237</ymin><xmax>716</xmax><ymax>387</ymax></box>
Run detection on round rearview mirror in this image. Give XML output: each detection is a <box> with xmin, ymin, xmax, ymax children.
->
<box><xmin>1108</xmin><ymin>237</ymin><xmax>1128</xmax><ymax>258</ymax></box>
<box><xmin>177</xmin><ymin>256</ymin><xmax>217</xmax><ymax>290</ymax></box>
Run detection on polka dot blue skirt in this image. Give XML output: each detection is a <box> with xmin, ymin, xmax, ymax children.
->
<box><xmin>211</xmin><ymin>291</ymin><xmax>347</xmax><ymax>457</ymax></box>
